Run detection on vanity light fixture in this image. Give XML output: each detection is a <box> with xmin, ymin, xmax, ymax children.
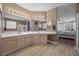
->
<box><xmin>19</xmin><ymin>12</ymin><xmax>23</xmax><ymax>17</ymax></box>
<box><xmin>12</xmin><ymin>9</ymin><xmax>15</xmax><ymax>13</ymax></box>
<box><xmin>10</xmin><ymin>9</ymin><xmax>13</xmax><ymax>13</ymax></box>
<box><xmin>14</xmin><ymin>10</ymin><xmax>17</xmax><ymax>14</ymax></box>
<box><xmin>7</xmin><ymin>8</ymin><xmax>10</xmax><ymax>12</ymax></box>
<box><xmin>14</xmin><ymin>9</ymin><xmax>16</xmax><ymax>14</ymax></box>
<box><xmin>6</xmin><ymin>8</ymin><xmax>28</xmax><ymax>19</ymax></box>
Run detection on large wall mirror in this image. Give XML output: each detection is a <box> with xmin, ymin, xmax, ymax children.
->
<box><xmin>6</xmin><ymin>20</ymin><xmax>17</xmax><ymax>30</ymax></box>
<box><xmin>5</xmin><ymin>18</ymin><xmax>17</xmax><ymax>31</ymax></box>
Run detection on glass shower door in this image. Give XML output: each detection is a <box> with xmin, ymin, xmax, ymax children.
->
<box><xmin>76</xmin><ymin>13</ymin><xmax>79</xmax><ymax>54</ymax></box>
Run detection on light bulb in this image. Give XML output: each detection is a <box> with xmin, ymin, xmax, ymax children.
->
<box><xmin>12</xmin><ymin>9</ymin><xmax>14</xmax><ymax>13</ymax></box>
<box><xmin>8</xmin><ymin>8</ymin><xmax>10</xmax><ymax>11</ymax></box>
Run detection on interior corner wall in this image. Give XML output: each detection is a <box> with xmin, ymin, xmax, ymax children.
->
<box><xmin>47</xmin><ymin>8</ymin><xmax>58</xmax><ymax>31</ymax></box>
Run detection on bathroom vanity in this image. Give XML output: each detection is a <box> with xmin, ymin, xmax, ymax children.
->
<box><xmin>2</xmin><ymin>31</ymin><xmax>57</xmax><ymax>55</ymax></box>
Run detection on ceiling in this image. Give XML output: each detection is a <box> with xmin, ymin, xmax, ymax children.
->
<box><xmin>17</xmin><ymin>3</ymin><xmax>70</xmax><ymax>11</ymax></box>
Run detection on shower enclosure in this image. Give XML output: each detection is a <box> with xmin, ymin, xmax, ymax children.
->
<box><xmin>76</xmin><ymin>13</ymin><xmax>79</xmax><ymax>54</ymax></box>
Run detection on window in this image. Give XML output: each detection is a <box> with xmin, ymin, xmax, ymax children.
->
<box><xmin>57</xmin><ymin>19</ymin><xmax>76</xmax><ymax>32</ymax></box>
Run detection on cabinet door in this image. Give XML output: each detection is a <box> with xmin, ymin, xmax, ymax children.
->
<box><xmin>3</xmin><ymin>37</ymin><xmax>17</xmax><ymax>55</ymax></box>
<box><xmin>24</xmin><ymin>35</ymin><xmax>32</xmax><ymax>47</ymax></box>
<box><xmin>17</xmin><ymin>35</ymin><xmax>32</xmax><ymax>49</ymax></box>
<box><xmin>17</xmin><ymin>36</ymin><xmax>25</xmax><ymax>49</ymax></box>
<box><xmin>33</xmin><ymin>35</ymin><xmax>41</xmax><ymax>44</ymax></box>
<box><xmin>40</xmin><ymin>35</ymin><xmax>47</xmax><ymax>44</ymax></box>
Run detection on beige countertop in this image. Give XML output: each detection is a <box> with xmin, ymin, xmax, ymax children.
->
<box><xmin>2</xmin><ymin>31</ymin><xmax>57</xmax><ymax>38</ymax></box>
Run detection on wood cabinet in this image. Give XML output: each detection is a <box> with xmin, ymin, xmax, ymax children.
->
<box><xmin>40</xmin><ymin>35</ymin><xmax>47</xmax><ymax>44</ymax></box>
<box><xmin>2</xmin><ymin>34</ymin><xmax>47</xmax><ymax>55</ymax></box>
<box><xmin>33</xmin><ymin>34</ymin><xmax>47</xmax><ymax>44</ymax></box>
<box><xmin>17</xmin><ymin>36</ymin><xmax>25</xmax><ymax>49</ymax></box>
<box><xmin>33</xmin><ymin>35</ymin><xmax>41</xmax><ymax>44</ymax></box>
<box><xmin>24</xmin><ymin>35</ymin><xmax>32</xmax><ymax>46</ymax></box>
<box><xmin>17</xmin><ymin>35</ymin><xmax>32</xmax><ymax>50</ymax></box>
<box><xmin>2</xmin><ymin>35</ymin><xmax>33</xmax><ymax>55</ymax></box>
<box><xmin>3</xmin><ymin>37</ymin><xmax>17</xmax><ymax>55</ymax></box>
